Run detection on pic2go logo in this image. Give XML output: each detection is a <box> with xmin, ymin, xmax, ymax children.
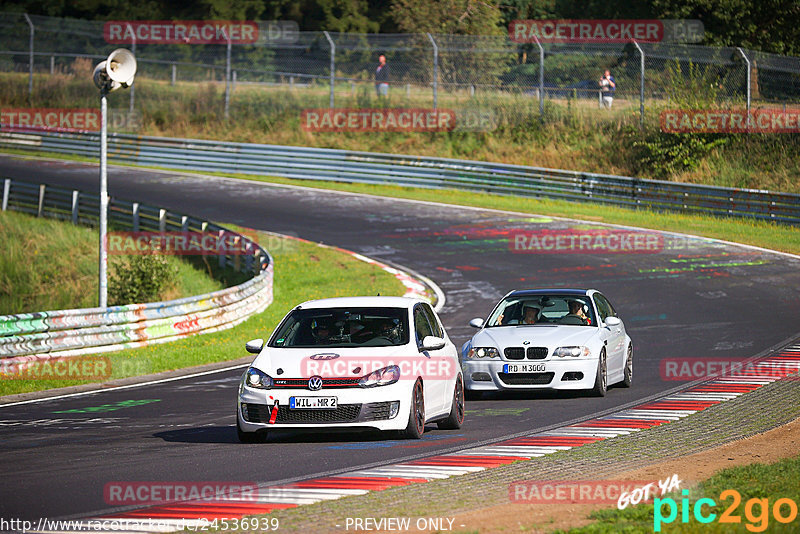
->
<box><xmin>654</xmin><ymin>489</ymin><xmax>799</xmax><ymax>532</ymax></box>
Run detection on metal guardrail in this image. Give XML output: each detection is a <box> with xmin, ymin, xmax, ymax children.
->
<box><xmin>2</xmin><ymin>130</ymin><xmax>798</xmax><ymax>224</ymax></box>
<box><xmin>0</xmin><ymin>178</ymin><xmax>274</xmax><ymax>360</ymax></box>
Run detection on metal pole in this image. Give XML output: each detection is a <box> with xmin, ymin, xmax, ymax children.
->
<box><xmin>171</xmin><ymin>63</ymin><xmax>176</xmax><ymax>85</ymax></box>
<box><xmin>323</xmin><ymin>31</ymin><xmax>335</xmax><ymax>109</ymax></box>
<box><xmin>225</xmin><ymin>27</ymin><xmax>231</xmax><ymax>120</ymax></box>
<box><xmin>533</xmin><ymin>35</ymin><xmax>544</xmax><ymax>117</ymax></box>
<box><xmin>23</xmin><ymin>14</ymin><xmax>33</xmax><ymax>101</ymax></box>
<box><xmin>99</xmin><ymin>92</ymin><xmax>108</xmax><ymax>308</ymax></box>
<box><xmin>129</xmin><ymin>27</ymin><xmax>136</xmax><ymax>115</ymax></box>
<box><xmin>427</xmin><ymin>33</ymin><xmax>438</xmax><ymax>110</ymax></box>
<box><xmin>633</xmin><ymin>40</ymin><xmax>645</xmax><ymax>128</ymax></box>
<box><xmin>737</xmin><ymin>47</ymin><xmax>751</xmax><ymax>116</ymax></box>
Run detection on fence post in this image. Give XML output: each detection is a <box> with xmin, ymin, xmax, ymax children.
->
<box><xmin>171</xmin><ymin>63</ymin><xmax>176</xmax><ymax>86</ymax></box>
<box><xmin>427</xmin><ymin>33</ymin><xmax>438</xmax><ymax>110</ymax></box>
<box><xmin>632</xmin><ymin>40</ymin><xmax>645</xmax><ymax>128</ymax></box>
<box><xmin>232</xmin><ymin>70</ymin><xmax>237</xmax><ymax>90</ymax></box>
<box><xmin>23</xmin><ymin>14</ymin><xmax>34</xmax><ymax>102</ymax></box>
<box><xmin>50</xmin><ymin>56</ymin><xmax>54</xmax><ymax>74</ymax></box>
<box><xmin>181</xmin><ymin>215</ymin><xmax>189</xmax><ymax>232</ymax></box>
<box><xmin>532</xmin><ymin>35</ymin><xmax>544</xmax><ymax>118</ymax></box>
<box><xmin>323</xmin><ymin>31</ymin><xmax>335</xmax><ymax>109</ymax></box>
<box><xmin>737</xmin><ymin>47</ymin><xmax>751</xmax><ymax>116</ymax></box>
<box><xmin>224</xmin><ymin>27</ymin><xmax>231</xmax><ymax>120</ymax></box>
<box><xmin>159</xmin><ymin>209</ymin><xmax>166</xmax><ymax>233</ymax></box>
<box><xmin>132</xmin><ymin>202</ymin><xmax>139</xmax><ymax>231</ymax></box>
<box><xmin>71</xmin><ymin>190</ymin><xmax>79</xmax><ymax>224</ymax></box>
<box><xmin>37</xmin><ymin>184</ymin><xmax>45</xmax><ymax>217</ymax></box>
<box><xmin>2</xmin><ymin>179</ymin><xmax>10</xmax><ymax>211</ymax></box>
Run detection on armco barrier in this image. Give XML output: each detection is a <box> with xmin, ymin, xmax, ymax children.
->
<box><xmin>0</xmin><ymin>179</ymin><xmax>273</xmax><ymax>361</ymax></box>
<box><xmin>1</xmin><ymin>130</ymin><xmax>798</xmax><ymax>224</ymax></box>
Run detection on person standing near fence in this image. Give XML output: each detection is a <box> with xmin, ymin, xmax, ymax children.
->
<box><xmin>599</xmin><ymin>69</ymin><xmax>616</xmax><ymax>108</ymax></box>
<box><xmin>375</xmin><ymin>54</ymin><xmax>389</xmax><ymax>97</ymax></box>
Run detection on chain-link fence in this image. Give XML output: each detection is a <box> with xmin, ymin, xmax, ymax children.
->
<box><xmin>2</xmin><ymin>12</ymin><xmax>800</xmax><ymax>131</ymax></box>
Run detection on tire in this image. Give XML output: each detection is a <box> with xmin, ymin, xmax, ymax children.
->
<box><xmin>438</xmin><ymin>374</ymin><xmax>465</xmax><ymax>430</ymax></box>
<box><xmin>237</xmin><ymin>414</ymin><xmax>268</xmax><ymax>443</ymax></box>
<box><xmin>403</xmin><ymin>379</ymin><xmax>426</xmax><ymax>439</ymax></box>
<box><xmin>621</xmin><ymin>344</ymin><xmax>633</xmax><ymax>388</ymax></box>
<box><xmin>591</xmin><ymin>350</ymin><xmax>607</xmax><ymax>397</ymax></box>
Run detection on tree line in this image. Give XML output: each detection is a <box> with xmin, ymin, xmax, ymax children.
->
<box><xmin>3</xmin><ymin>0</ymin><xmax>798</xmax><ymax>55</ymax></box>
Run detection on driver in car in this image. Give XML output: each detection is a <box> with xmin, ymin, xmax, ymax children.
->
<box><xmin>564</xmin><ymin>300</ymin><xmax>590</xmax><ymax>325</ymax></box>
<box><xmin>313</xmin><ymin>321</ymin><xmax>333</xmax><ymax>344</ymax></box>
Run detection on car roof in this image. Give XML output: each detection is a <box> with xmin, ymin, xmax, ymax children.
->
<box><xmin>294</xmin><ymin>296</ymin><xmax>427</xmax><ymax>310</ymax></box>
<box><xmin>505</xmin><ymin>288</ymin><xmax>597</xmax><ymax>298</ymax></box>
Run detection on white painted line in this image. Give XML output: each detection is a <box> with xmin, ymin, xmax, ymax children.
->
<box><xmin>347</xmin><ymin>469</ymin><xmax>452</xmax><ymax>480</ymax></box>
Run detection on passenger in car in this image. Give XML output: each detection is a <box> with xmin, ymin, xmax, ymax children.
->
<box><xmin>561</xmin><ymin>300</ymin><xmax>589</xmax><ymax>325</ymax></box>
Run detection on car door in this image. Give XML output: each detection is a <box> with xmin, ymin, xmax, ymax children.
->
<box><xmin>413</xmin><ymin>304</ymin><xmax>448</xmax><ymax>417</ymax></box>
<box><xmin>594</xmin><ymin>293</ymin><xmax>625</xmax><ymax>380</ymax></box>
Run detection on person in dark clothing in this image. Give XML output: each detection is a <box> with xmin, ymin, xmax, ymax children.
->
<box><xmin>375</xmin><ymin>54</ymin><xmax>389</xmax><ymax>97</ymax></box>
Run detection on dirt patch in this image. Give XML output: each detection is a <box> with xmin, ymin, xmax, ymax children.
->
<box><xmin>416</xmin><ymin>415</ymin><xmax>800</xmax><ymax>533</ymax></box>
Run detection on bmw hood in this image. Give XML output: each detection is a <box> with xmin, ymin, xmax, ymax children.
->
<box><xmin>250</xmin><ymin>345</ymin><xmax>415</xmax><ymax>378</ymax></box>
<box><xmin>471</xmin><ymin>325</ymin><xmax>598</xmax><ymax>350</ymax></box>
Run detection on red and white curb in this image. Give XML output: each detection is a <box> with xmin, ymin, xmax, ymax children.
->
<box><xmin>34</xmin><ymin>348</ymin><xmax>800</xmax><ymax>533</ymax></box>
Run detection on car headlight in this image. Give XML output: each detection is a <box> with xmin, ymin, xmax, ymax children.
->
<box><xmin>244</xmin><ymin>367</ymin><xmax>273</xmax><ymax>389</ymax></box>
<box><xmin>467</xmin><ymin>347</ymin><xmax>500</xmax><ymax>359</ymax></box>
<box><xmin>358</xmin><ymin>365</ymin><xmax>400</xmax><ymax>387</ymax></box>
<box><xmin>553</xmin><ymin>346</ymin><xmax>591</xmax><ymax>358</ymax></box>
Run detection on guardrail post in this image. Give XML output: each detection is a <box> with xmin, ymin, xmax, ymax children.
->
<box><xmin>181</xmin><ymin>215</ymin><xmax>189</xmax><ymax>232</ymax></box>
<box><xmin>218</xmin><ymin>229</ymin><xmax>226</xmax><ymax>268</ymax></box>
<box><xmin>632</xmin><ymin>40</ymin><xmax>645</xmax><ymax>128</ymax></box>
<box><xmin>37</xmin><ymin>184</ymin><xmax>45</xmax><ymax>217</ymax></box>
<box><xmin>201</xmin><ymin>221</ymin><xmax>208</xmax><ymax>233</ymax></box>
<box><xmin>23</xmin><ymin>14</ymin><xmax>34</xmax><ymax>102</ymax></box>
<box><xmin>2</xmin><ymin>179</ymin><xmax>10</xmax><ymax>211</ymax></box>
<box><xmin>427</xmin><ymin>33</ymin><xmax>438</xmax><ymax>110</ymax></box>
<box><xmin>71</xmin><ymin>190</ymin><xmax>79</xmax><ymax>224</ymax></box>
<box><xmin>159</xmin><ymin>209</ymin><xmax>166</xmax><ymax>233</ymax></box>
<box><xmin>323</xmin><ymin>31</ymin><xmax>335</xmax><ymax>109</ymax></box>
<box><xmin>132</xmin><ymin>202</ymin><xmax>139</xmax><ymax>231</ymax></box>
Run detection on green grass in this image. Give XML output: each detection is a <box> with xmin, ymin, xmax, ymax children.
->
<box><xmin>0</xmin><ymin>235</ymin><xmax>407</xmax><ymax>396</ymax></box>
<box><xmin>562</xmin><ymin>454</ymin><xmax>800</xmax><ymax>533</ymax></box>
<box><xmin>0</xmin><ymin>209</ymin><xmax>226</xmax><ymax>314</ymax></box>
<box><xmin>2</xmin><ymin>69</ymin><xmax>800</xmax><ymax>193</ymax></box>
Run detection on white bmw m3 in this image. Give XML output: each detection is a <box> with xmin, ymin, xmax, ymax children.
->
<box><xmin>462</xmin><ymin>289</ymin><xmax>633</xmax><ymax>397</ymax></box>
<box><xmin>237</xmin><ymin>296</ymin><xmax>464</xmax><ymax>442</ymax></box>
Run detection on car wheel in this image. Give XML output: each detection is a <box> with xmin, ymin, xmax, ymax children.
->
<box><xmin>403</xmin><ymin>379</ymin><xmax>425</xmax><ymax>439</ymax></box>
<box><xmin>591</xmin><ymin>350</ymin><xmax>607</xmax><ymax>397</ymax></box>
<box><xmin>621</xmin><ymin>345</ymin><xmax>633</xmax><ymax>388</ymax></box>
<box><xmin>438</xmin><ymin>374</ymin><xmax>465</xmax><ymax>430</ymax></box>
<box><xmin>237</xmin><ymin>414</ymin><xmax>268</xmax><ymax>443</ymax></box>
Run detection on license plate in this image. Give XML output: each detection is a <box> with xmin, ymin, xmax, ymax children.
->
<box><xmin>504</xmin><ymin>363</ymin><xmax>546</xmax><ymax>373</ymax></box>
<box><xmin>289</xmin><ymin>396</ymin><xmax>337</xmax><ymax>409</ymax></box>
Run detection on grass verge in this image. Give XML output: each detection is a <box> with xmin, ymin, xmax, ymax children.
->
<box><xmin>0</xmin><ymin>209</ymin><xmax>226</xmax><ymax>314</ymax></box>
<box><xmin>0</xmin><ymin>234</ymin><xmax>407</xmax><ymax>397</ymax></box>
<box><xmin>564</xmin><ymin>454</ymin><xmax>800</xmax><ymax>533</ymax></box>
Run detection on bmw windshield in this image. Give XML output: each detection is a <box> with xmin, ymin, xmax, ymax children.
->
<box><xmin>486</xmin><ymin>295</ymin><xmax>596</xmax><ymax>327</ymax></box>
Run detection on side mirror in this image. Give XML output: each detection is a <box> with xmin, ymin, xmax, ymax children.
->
<box><xmin>468</xmin><ymin>318</ymin><xmax>485</xmax><ymax>329</ymax></box>
<box><xmin>245</xmin><ymin>338</ymin><xmax>264</xmax><ymax>354</ymax></box>
<box><xmin>605</xmin><ymin>316</ymin><xmax>621</xmax><ymax>327</ymax></box>
<box><xmin>420</xmin><ymin>336</ymin><xmax>446</xmax><ymax>351</ymax></box>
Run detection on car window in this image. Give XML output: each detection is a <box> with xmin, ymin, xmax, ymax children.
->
<box><xmin>594</xmin><ymin>295</ymin><xmax>614</xmax><ymax>322</ymax></box>
<box><xmin>413</xmin><ymin>306</ymin><xmax>434</xmax><ymax>344</ymax></box>
<box><xmin>487</xmin><ymin>295</ymin><xmax>595</xmax><ymax>326</ymax></box>
<box><xmin>269</xmin><ymin>307</ymin><xmax>409</xmax><ymax>348</ymax></box>
<box><xmin>420</xmin><ymin>303</ymin><xmax>443</xmax><ymax>338</ymax></box>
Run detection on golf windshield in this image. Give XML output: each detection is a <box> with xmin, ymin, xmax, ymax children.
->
<box><xmin>269</xmin><ymin>307</ymin><xmax>410</xmax><ymax>348</ymax></box>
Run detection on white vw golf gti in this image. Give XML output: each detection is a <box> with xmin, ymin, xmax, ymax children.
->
<box><xmin>463</xmin><ymin>289</ymin><xmax>632</xmax><ymax>397</ymax></box>
<box><xmin>237</xmin><ymin>296</ymin><xmax>464</xmax><ymax>442</ymax></box>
